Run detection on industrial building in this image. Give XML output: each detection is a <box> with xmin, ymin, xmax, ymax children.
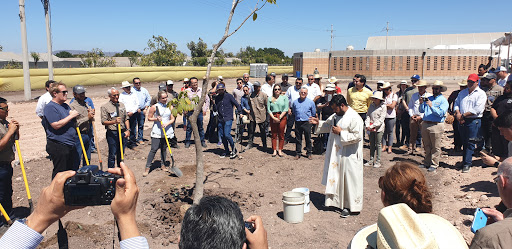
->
<box><xmin>293</xmin><ymin>32</ymin><xmax>511</xmax><ymax>80</ymax></box>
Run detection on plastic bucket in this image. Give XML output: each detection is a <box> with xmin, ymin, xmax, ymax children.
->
<box><xmin>282</xmin><ymin>191</ymin><xmax>305</xmax><ymax>223</ymax></box>
<box><xmin>292</xmin><ymin>188</ymin><xmax>310</xmax><ymax>213</ymax></box>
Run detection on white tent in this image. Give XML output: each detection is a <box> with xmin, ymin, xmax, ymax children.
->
<box><xmin>490</xmin><ymin>32</ymin><xmax>512</xmax><ymax>67</ymax></box>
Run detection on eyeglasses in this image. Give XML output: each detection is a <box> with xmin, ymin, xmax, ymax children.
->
<box><xmin>0</xmin><ymin>106</ymin><xmax>8</xmax><ymax>111</ymax></box>
<box><xmin>274</xmin><ymin>88</ymin><xmax>281</xmax><ymax>91</ymax></box>
<box><xmin>60</xmin><ymin>91</ymin><xmax>68</xmax><ymax>95</ymax></box>
<box><xmin>243</xmin><ymin>77</ymin><xmax>249</xmax><ymax>79</ymax></box>
<box><xmin>134</xmin><ymin>82</ymin><xmax>141</xmax><ymax>85</ymax></box>
<box><xmin>308</xmin><ymin>79</ymin><xmax>314</xmax><ymax>81</ymax></box>
<box><xmin>494</xmin><ymin>174</ymin><xmax>509</xmax><ymax>184</ymax></box>
<box><xmin>411</xmin><ymin>80</ymin><xmax>418</xmax><ymax>83</ymax></box>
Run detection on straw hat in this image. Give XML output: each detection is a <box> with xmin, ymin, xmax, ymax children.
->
<box><xmin>416</xmin><ymin>80</ymin><xmax>428</xmax><ymax>87</ymax></box>
<box><xmin>314</xmin><ymin>74</ymin><xmax>321</xmax><ymax>79</ymax></box>
<box><xmin>397</xmin><ymin>80</ymin><xmax>409</xmax><ymax>88</ymax></box>
<box><xmin>431</xmin><ymin>80</ymin><xmax>447</xmax><ymax>92</ymax></box>
<box><xmin>348</xmin><ymin>203</ymin><xmax>468</xmax><ymax>249</ymax></box>
<box><xmin>121</xmin><ymin>81</ymin><xmax>132</xmax><ymax>88</ymax></box>
<box><xmin>458</xmin><ymin>80</ymin><xmax>468</xmax><ymax>86</ymax></box>
<box><xmin>371</xmin><ymin>91</ymin><xmax>384</xmax><ymax>101</ymax></box>
<box><xmin>324</xmin><ymin>83</ymin><xmax>336</xmax><ymax>91</ymax></box>
<box><xmin>184</xmin><ymin>78</ymin><xmax>190</xmax><ymax>82</ymax></box>
<box><xmin>381</xmin><ymin>82</ymin><xmax>391</xmax><ymax>89</ymax></box>
<box><xmin>328</xmin><ymin>76</ymin><xmax>338</xmax><ymax>83</ymax></box>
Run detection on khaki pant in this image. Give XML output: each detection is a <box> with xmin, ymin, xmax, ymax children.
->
<box><xmin>421</xmin><ymin>121</ymin><xmax>444</xmax><ymax>168</ymax></box>
<box><xmin>409</xmin><ymin>117</ymin><xmax>422</xmax><ymax>149</ymax></box>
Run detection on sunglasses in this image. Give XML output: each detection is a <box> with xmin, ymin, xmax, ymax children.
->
<box><xmin>411</xmin><ymin>80</ymin><xmax>418</xmax><ymax>82</ymax></box>
<box><xmin>0</xmin><ymin>106</ymin><xmax>8</xmax><ymax>111</ymax></box>
<box><xmin>274</xmin><ymin>88</ymin><xmax>281</xmax><ymax>91</ymax></box>
<box><xmin>60</xmin><ymin>91</ymin><xmax>68</xmax><ymax>95</ymax></box>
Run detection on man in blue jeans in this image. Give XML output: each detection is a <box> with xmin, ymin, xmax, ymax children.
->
<box><xmin>292</xmin><ymin>87</ymin><xmax>316</xmax><ymax>160</ymax></box>
<box><xmin>214</xmin><ymin>83</ymin><xmax>242</xmax><ymax>159</ymax></box>
<box><xmin>132</xmin><ymin>77</ymin><xmax>151</xmax><ymax>144</ymax></box>
<box><xmin>101</xmin><ymin>88</ymin><xmax>130</xmax><ymax>168</ymax></box>
<box><xmin>454</xmin><ymin>74</ymin><xmax>487</xmax><ymax>173</ymax></box>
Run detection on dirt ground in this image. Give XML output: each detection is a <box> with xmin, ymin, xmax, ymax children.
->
<box><xmin>0</xmin><ymin>76</ymin><xmax>501</xmax><ymax>248</ymax></box>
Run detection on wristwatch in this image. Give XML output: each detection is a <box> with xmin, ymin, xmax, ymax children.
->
<box><xmin>494</xmin><ymin>161</ymin><xmax>500</xmax><ymax>168</ymax></box>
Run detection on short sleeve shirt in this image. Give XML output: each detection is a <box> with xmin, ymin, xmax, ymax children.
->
<box><xmin>0</xmin><ymin>120</ymin><xmax>15</xmax><ymax>162</ymax></box>
<box><xmin>43</xmin><ymin>101</ymin><xmax>77</xmax><ymax>146</ymax></box>
<box><xmin>101</xmin><ymin>101</ymin><xmax>128</xmax><ymax>131</ymax></box>
<box><xmin>69</xmin><ymin>100</ymin><xmax>90</xmax><ymax>133</ymax></box>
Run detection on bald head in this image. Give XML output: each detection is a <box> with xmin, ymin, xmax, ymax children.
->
<box><xmin>499</xmin><ymin>157</ymin><xmax>512</xmax><ymax>180</ymax></box>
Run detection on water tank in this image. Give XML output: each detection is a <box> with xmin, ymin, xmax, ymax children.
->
<box><xmin>250</xmin><ymin>63</ymin><xmax>268</xmax><ymax>78</ymax></box>
<box><xmin>314</xmin><ymin>48</ymin><xmax>321</xmax><ymax>52</ymax></box>
<box><xmin>346</xmin><ymin>45</ymin><xmax>354</xmax><ymax>51</ymax></box>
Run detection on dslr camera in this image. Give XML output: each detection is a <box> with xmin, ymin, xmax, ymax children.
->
<box><xmin>64</xmin><ymin>165</ymin><xmax>121</xmax><ymax>206</ymax></box>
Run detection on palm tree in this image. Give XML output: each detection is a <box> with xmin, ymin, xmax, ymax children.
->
<box><xmin>31</xmin><ymin>52</ymin><xmax>40</xmax><ymax>68</ymax></box>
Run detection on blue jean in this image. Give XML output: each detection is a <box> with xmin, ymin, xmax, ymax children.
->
<box><xmin>75</xmin><ymin>132</ymin><xmax>91</xmax><ymax>168</ymax></box>
<box><xmin>129</xmin><ymin>113</ymin><xmax>138</xmax><ymax>146</ymax></box>
<box><xmin>459</xmin><ymin>118</ymin><xmax>482</xmax><ymax>167</ymax></box>
<box><xmin>185</xmin><ymin>112</ymin><xmax>205</xmax><ymax>144</ymax></box>
<box><xmin>89</xmin><ymin>123</ymin><xmax>96</xmax><ymax>151</ymax></box>
<box><xmin>218</xmin><ymin>120</ymin><xmax>234</xmax><ymax>153</ymax></box>
<box><xmin>0</xmin><ymin>163</ymin><xmax>13</xmax><ymax>215</ymax></box>
<box><xmin>106</xmin><ymin>129</ymin><xmax>127</xmax><ymax>168</ymax></box>
<box><xmin>137</xmin><ymin>111</ymin><xmax>146</xmax><ymax>142</ymax></box>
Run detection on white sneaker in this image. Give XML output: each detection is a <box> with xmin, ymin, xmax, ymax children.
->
<box><xmin>373</xmin><ymin>162</ymin><xmax>381</xmax><ymax>168</ymax></box>
<box><xmin>364</xmin><ymin>161</ymin><xmax>373</xmax><ymax>167</ymax></box>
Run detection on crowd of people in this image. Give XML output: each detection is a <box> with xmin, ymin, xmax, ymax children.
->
<box><xmin>0</xmin><ymin>63</ymin><xmax>512</xmax><ymax>248</ymax></box>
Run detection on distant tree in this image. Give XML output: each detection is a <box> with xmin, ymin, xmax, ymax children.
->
<box><xmin>231</xmin><ymin>58</ymin><xmax>242</xmax><ymax>66</ymax></box>
<box><xmin>55</xmin><ymin>51</ymin><xmax>73</xmax><ymax>58</ymax></box>
<box><xmin>140</xmin><ymin>35</ymin><xmax>186</xmax><ymax>66</ymax></box>
<box><xmin>236</xmin><ymin>46</ymin><xmax>288</xmax><ymax>65</ymax></box>
<box><xmin>187</xmin><ymin>38</ymin><xmax>211</xmax><ymax>58</ymax></box>
<box><xmin>128</xmin><ymin>54</ymin><xmax>140</xmax><ymax>67</ymax></box>
<box><xmin>0</xmin><ymin>45</ymin><xmax>3</xmax><ymax>52</ymax></box>
<box><xmin>115</xmin><ymin>50</ymin><xmax>139</xmax><ymax>57</ymax></box>
<box><xmin>79</xmin><ymin>48</ymin><xmax>116</xmax><ymax>67</ymax></box>
<box><xmin>30</xmin><ymin>52</ymin><xmax>40</xmax><ymax>68</ymax></box>
<box><xmin>192</xmin><ymin>57</ymin><xmax>208</xmax><ymax>66</ymax></box>
<box><xmin>225</xmin><ymin>52</ymin><xmax>235</xmax><ymax>57</ymax></box>
<box><xmin>3</xmin><ymin>60</ymin><xmax>22</xmax><ymax>69</ymax></box>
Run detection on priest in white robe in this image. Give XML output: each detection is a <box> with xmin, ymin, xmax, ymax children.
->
<box><xmin>309</xmin><ymin>94</ymin><xmax>364</xmax><ymax>217</ymax></box>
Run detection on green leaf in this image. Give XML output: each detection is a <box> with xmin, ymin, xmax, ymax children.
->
<box><xmin>252</xmin><ymin>13</ymin><xmax>257</xmax><ymax>21</ymax></box>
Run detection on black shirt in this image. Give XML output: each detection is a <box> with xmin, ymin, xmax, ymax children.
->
<box><xmin>492</xmin><ymin>94</ymin><xmax>512</xmax><ymax>116</ymax></box>
<box><xmin>315</xmin><ymin>96</ymin><xmax>334</xmax><ymax>120</ymax></box>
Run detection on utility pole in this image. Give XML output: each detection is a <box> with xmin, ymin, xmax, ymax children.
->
<box><xmin>385</xmin><ymin>21</ymin><xmax>392</xmax><ymax>50</ymax></box>
<box><xmin>330</xmin><ymin>24</ymin><xmax>334</xmax><ymax>52</ymax></box>
<box><xmin>43</xmin><ymin>0</ymin><xmax>54</xmax><ymax>80</ymax></box>
<box><xmin>19</xmin><ymin>0</ymin><xmax>31</xmax><ymax>100</ymax></box>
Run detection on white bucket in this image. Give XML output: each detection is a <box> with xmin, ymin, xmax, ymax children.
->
<box><xmin>292</xmin><ymin>187</ymin><xmax>310</xmax><ymax>213</ymax></box>
<box><xmin>282</xmin><ymin>191</ymin><xmax>305</xmax><ymax>224</ymax></box>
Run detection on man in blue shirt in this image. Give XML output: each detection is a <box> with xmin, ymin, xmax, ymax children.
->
<box><xmin>132</xmin><ymin>77</ymin><xmax>151</xmax><ymax>145</ymax></box>
<box><xmin>214</xmin><ymin>83</ymin><xmax>242</xmax><ymax>159</ymax></box>
<box><xmin>419</xmin><ymin>80</ymin><xmax>449</xmax><ymax>172</ymax></box>
<box><xmin>292</xmin><ymin>87</ymin><xmax>316</xmax><ymax>160</ymax></box>
<box><xmin>43</xmin><ymin>82</ymin><xmax>79</xmax><ymax>178</ymax></box>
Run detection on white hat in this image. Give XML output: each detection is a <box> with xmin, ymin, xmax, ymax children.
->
<box><xmin>328</xmin><ymin>76</ymin><xmax>338</xmax><ymax>83</ymax></box>
<box><xmin>184</xmin><ymin>78</ymin><xmax>189</xmax><ymax>82</ymax></box>
<box><xmin>349</xmin><ymin>203</ymin><xmax>468</xmax><ymax>249</ymax></box>
<box><xmin>431</xmin><ymin>80</ymin><xmax>447</xmax><ymax>92</ymax></box>
<box><xmin>371</xmin><ymin>91</ymin><xmax>384</xmax><ymax>101</ymax></box>
<box><xmin>314</xmin><ymin>74</ymin><xmax>321</xmax><ymax>79</ymax></box>
<box><xmin>381</xmin><ymin>82</ymin><xmax>391</xmax><ymax>89</ymax></box>
<box><xmin>397</xmin><ymin>80</ymin><xmax>409</xmax><ymax>88</ymax></box>
<box><xmin>324</xmin><ymin>83</ymin><xmax>336</xmax><ymax>91</ymax></box>
<box><xmin>121</xmin><ymin>81</ymin><xmax>132</xmax><ymax>88</ymax></box>
<box><xmin>458</xmin><ymin>79</ymin><xmax>468</xmax><ymax>86</ymax></box>
<box><xmin>377</xmin><ymin>80</ymin><xmax>385</xmax><ymax>85</ymax></box>
<box><xmin>166</xmin><ymin>80</ymin><xmax>174</xmax><ymax>85</ymax></box>
<box><xmin>218</xmin><ymin>75</ymin><xmax>223</xmax><ymax>81</ymax></box>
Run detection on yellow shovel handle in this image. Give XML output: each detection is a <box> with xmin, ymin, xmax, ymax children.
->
<box><xmin>76</xmin><ymin>128</ymin><xmax>90</xmax><ymax>166</ymax></box>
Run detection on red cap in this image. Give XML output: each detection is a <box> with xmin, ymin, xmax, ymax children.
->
<box><xmin>467</xmin><ymin>74</ymin><xmax>479</xmax><ymax>82</ymax></box>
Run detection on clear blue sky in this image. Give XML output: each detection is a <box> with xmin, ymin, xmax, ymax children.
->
<box><xmin>1</xmin><ymin>0</ymin><xmax>510</xmax><ymax>57</ymax></box>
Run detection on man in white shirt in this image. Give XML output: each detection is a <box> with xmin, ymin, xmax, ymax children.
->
<box><xmin>496</xmin><ymin>66</ymin><xmax>511</xmax><ymax>87</ymax></box>
<box><xmin>454</xmin><ymin>74</ymin><xmax>487</xmax><ymax>173</ymax></box>
<box><xmin>306</xmin><ymin>74</ymin><xmax>322</xmax><ymax>101</ymax></box>
<box><xmin>131</xmin><ymin>77</ymin><xmax>151</xmax><ymax>145</ymax></box>
<box><xmin>407</xmin><ymin>80</ymin><xmax>432</xmax><ymax>155</ymax></box>
<box><xmin>119</xmin><ymin>81</ymin><xmax>140</xmax><ymax>149</ymax></box>
<box><xmin>35</xmin><ymin>80</ymin><xmax>56</xmax><ymax>119</ymax></box>
<box><xmin>261</xmin><ymin>75</ymin><xmax>274</xmax><ymax>99</ymax></box>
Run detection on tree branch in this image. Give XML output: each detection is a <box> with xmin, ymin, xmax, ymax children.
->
<box><xmin>227</xmin><ymin>1</ymin><xmax>267</xmax><ymax>38</ymax></box>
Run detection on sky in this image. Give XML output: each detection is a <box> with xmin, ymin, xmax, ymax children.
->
<box><xmin>0</xmin><ymin>0</ymin><xmax>510</xmax><ymax>57</ymax></box>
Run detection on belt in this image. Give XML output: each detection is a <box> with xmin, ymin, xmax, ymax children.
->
<box><xmin>423</xmin><ymin>120</ymin><xmax>440</xmax><ymax>124</ymax></box>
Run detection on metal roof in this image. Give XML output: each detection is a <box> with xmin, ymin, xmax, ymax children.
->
<box><xmin>366</xmin><ymin>32</ymin><xmax>506</xmax><ymax>50</ymax></box>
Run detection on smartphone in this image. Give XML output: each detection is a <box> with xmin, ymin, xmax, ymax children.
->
<box><xmin>471</xmin><ymin>208</ymin><xmax>488</xmax><ymax>233</ymax></box>
<box><xmin>245</xmin><ymin>221</ymin><xmax>255</xmax><ymax>233</ymax></box>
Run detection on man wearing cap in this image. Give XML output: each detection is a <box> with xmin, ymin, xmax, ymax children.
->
<box><xmin>43</xmin><ymin>82</ymin><xmax>80</xmax><ymax>177</ymax></box>
<box><xmin>448</xmin><ymin>80</ymin><xmax>468</xmax><ymax>152</ymax></box>
<box><xmin>306</xmin><ymin>74</ymin><xmax>322</xmax><ymax>102</ymax></box>
<box><xmin>454</xmin><ymin>74</ymin><xmax>487</xmax><ymax>173</ymax></box>
<box><xmin>214</xmin><ymin>83</ymin><xmax>242</xmax><ymax>159</ymax></box>
<box><xmin>185</xmin><ymin>77</ymin><xmax>209</xmax><ymax>148</ymax></box>
<box><xmin>0</xmin><ymin>97</ymin><xmax>19</xmax><ymax>220</ymax></box>
<box><xmin>285</xmin><ymin>78</ymin><xmax>304</xmax><ymax>144</ymax></box>
<box><xmin>470</xmin><ymin>157</ymin><xmax>512</xmax><ymax>248</ymax></box>
<box><xmin>315</xmin><ymin>83</ymin><xmax>336</xmax><ymax>150</ymax></box>
<box><xmin>69</xmin><ymin>85</ymin><xmax>95</xmax><ymax>168</ymax></box>
<box><xmin>101</xmin><ymin>87</ymin><xmax>130</xmax><ymax>168</ymax></box>
<box><xmin>481</xmin><ymin>73</ymin><xmax>503</xmax><ymax>153</ymax></box>
<box><xmin>347</xmin><ymin>74</ymin><xmax>373</xmax><ymax>122</ymax></box>
<box><xmin>279</xmin><ymin>74</ymin><xmax>291</xmax><ymax>94</ymax></box>
<box><xmin>495</xmin><ymin>66</ymin><xmax>510</xmax><ymax>87</ymax></box>
<box><xmin>242</xmin><ymin>73</ymin><xmax>254</xmax><ymax>93</ymax></box>
<box><xmin>245</xmin><ymin>81</ymin><xmax>268</xmax><ymax>151</ymax></box>
<box><xmin>132</xmin><ymin>77</ymin><xmax>151</xmax><ymax>145</ymax></box>
<box><xmin>119</xmin><ymin>81</ymin><xmax>140</xmax><ymax>149</ymax></box>
<box><xmin>407</xmin><ymin>80</ymin><xmax>431</xmax><ymax>155</ymax></box>
<box><xmin>418</xmin><ymin>81</ymin><xmax>449</xmax><ymax>172</ymax></box>
<box><xmin>399</xmin><ymin>75</ymin><xmax>422</xmax><ymax>151</ymax></box>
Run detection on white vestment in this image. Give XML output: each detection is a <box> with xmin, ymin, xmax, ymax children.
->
<box><xmin>317</xmin><ymin>107</ymin><xmax>364</xmax><ymax>212</ymax></box>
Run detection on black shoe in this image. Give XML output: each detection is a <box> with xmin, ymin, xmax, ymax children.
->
<box><xmin>229</xmin><ymin>151</ymin><xmax>238</xmax><ymax>159</ymax></box>
<box><xmin>171</xmin><ymin>144</ymin><xmax>179</xmax><ymax>149</ymax></box>
<box><xmin>185</xmin><ymin>143</ymin><xmax>190</xmax><ymax>148</ymax></box>
<box><xmin>340</xmin><ymin>208</ymin><xmax>350</xmax><ymax>218</ymax></box>
<box><xmin>201</xmin><ymin>141</ymin><xmax>207</xmax><ymax>148</ymax></box>
<box><xmin>462</xmin><ymin>165</ymin><xmax>470</xmax><ymax>173</ymax></box>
